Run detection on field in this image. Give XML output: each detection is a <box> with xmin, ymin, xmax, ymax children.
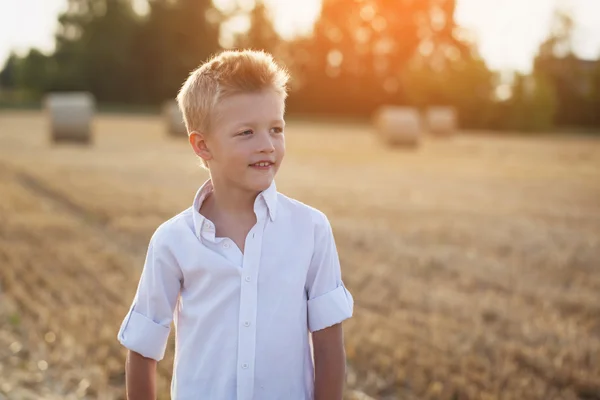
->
<box><xmin>0</xmin><ymin>110</ymin><xmax>599</xmax><ymax>400</ymax></box>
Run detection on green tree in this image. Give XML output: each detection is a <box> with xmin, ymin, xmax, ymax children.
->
<box><xmin>131</xmin><ymin>0</ymin><xmax>221</xmax><ymax>103</ymax></box>
<box><xmin>15</xmin><ymin>49</ymin><xmax>55</xmax><ymax>95</ymax></box>
<box><xmin>234</xmin><ymin>1</ymin><xmax>281</xmax><ymax>55</ymax></box>
<box><xmin>533</xmin><ymin>9</ymin><xmax>599</xmax><ymax>128</ymax></box>
<box><xmin>0</xmin><ymin>53</ymin><xmax>19</xmax><ymax>89</ymax></box>
<box><xmin>591</xmin><ymin>61</ymin><xmax>600</xmax><ymax>126</ymax></box>
<box><xmin>50</xmin><ymin>0</ymin><xmax>141</xmax><ymax>99</ymax></box>
<box><xmin>402</xmin><ymin>50</ymin><xmax>495</xmax><ymax>128</ymax></box>
<box><xmin>504</xmin><ymin>72</ymin><xmax>557</xmax><ymax>131</ymax></box>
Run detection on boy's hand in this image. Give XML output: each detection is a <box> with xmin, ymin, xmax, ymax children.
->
<box><xmin>312</xmin><ymin>323</ymin><xmax>346</xmax><ymax>400</ymax></box>
<box><xmin>126</xmin><ymin>350</ymin><xmax>158</xmax><ymax>400</ymax></box>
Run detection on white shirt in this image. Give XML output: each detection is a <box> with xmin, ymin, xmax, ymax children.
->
<box><xmin>117</xmin><ymin>179</ymin><xmax>354</xmax><ymax>400</ymax></box>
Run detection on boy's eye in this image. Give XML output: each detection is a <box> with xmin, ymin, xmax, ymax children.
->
<box><xmin>239</xmin><ymin>130</ymin><xmax>253</xmax><ymax>136</ymax></box>
<box><xmin>271</xmin><ymin>127</ymin><xmax>283</xmax><ymax>134</ymax></box>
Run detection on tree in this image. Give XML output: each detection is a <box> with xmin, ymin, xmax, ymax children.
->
<box><xmin>0</xmin><ymin>53</ymin><xmax>19</xmax><ymax>89</ymax></box>
<box><xmin>234</xmin><ymin>1</ymin><xmax>281</xmax><ymax>55</ymax></box>
<box><xmin>130</xmin><ymin>0</ymin><xmax>221</xmax><ymax>103</ymax></box>
<box><xmin>403</xmin><ymin>55</ymin><xmax>496</xmax><ymax>128</ymax></box>
<box><xmin>15</xmin><ymin>49</ymin><xmax>55</xmax><ymax>95</ymax></box>
<box><xmin>286</xmin><ymin>0</ymin><xmax>479</xmax><ymax>116</ymax></box>
<box><xmin>503</xmin><ymin>72</ymin><xmax>557</xmax><ymax>131</ymax></box>
<box><xmin>51</xmin><ymin>0</ymin><xmax>141</xmax><ymax>99</ymax></box>
<box><xmin>533</xmin><ymin>9</ymin><xmax>599</xmax><ymax>128</ymax></box>
<box><xmin>43</xmin><ymin>0</ymin><xmax>221</xmax><ymax>104</ymax></box>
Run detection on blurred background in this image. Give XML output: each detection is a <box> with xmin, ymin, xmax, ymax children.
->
<box><xmin>1</xmin><ymin>0</ymin><xmax>600</xmax><ymax>130</ymax></box>
<box><xmin>0</xmin><ymin>0</ymin><xmax>599</xmax><ymax>399</ymax></box>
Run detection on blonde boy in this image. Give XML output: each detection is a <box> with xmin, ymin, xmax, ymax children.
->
<box><xmin>117</xmin><ymin>50</ymin><xmax>354</xmax><ymax>400</ymax></box>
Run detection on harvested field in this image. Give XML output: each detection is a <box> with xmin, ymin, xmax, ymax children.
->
<box><xmin>1</xmin><ymin>110</ymin><xmax>599</xmax><ymax>400</ymax></box>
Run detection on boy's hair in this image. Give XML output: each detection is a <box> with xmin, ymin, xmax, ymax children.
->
<box><xmin>177</xmin><ymin>49</ymin><xmax>290</xmax><ymax>137</ymax></box>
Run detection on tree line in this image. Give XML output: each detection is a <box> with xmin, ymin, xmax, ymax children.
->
<box><xmin>1</xmin><ymin>0</ymin><xmax>599</xmax><ymax>131</ymax></box>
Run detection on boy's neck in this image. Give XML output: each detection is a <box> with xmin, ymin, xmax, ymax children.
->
<box><xmin>206</xmin><ymin>177</ymin><xmax>260</xmax><ymax>218</ymax></box>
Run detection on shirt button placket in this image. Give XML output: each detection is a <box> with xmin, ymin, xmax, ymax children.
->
<box><xmin>236</xmin><ymin>222</ymin><xmax>264</xmax><ymax>400</ymax></box>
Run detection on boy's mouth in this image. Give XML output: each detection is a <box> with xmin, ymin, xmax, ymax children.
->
<box><xmin>249</xmin><ymin>161</ymin><xmax>274</xmax><ymax>169</ymax></box>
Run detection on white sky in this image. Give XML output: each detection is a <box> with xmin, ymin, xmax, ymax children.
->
<box><xmin>455</xmin><ymin>0</ymin><xmax>600</xmax><ymax>71</ymax></box>
<box><xmin>0</xmin><ymin>0</ymin><xmax>599</xmax><ymax>73</ymax></box>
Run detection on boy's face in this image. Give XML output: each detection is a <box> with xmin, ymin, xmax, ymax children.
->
<box><xmin>191</xmin><ymin>89</ymin><xmax>285</xmax><ymax>193</ymax></box>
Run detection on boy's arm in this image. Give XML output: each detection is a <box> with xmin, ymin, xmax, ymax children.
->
<box><xmin>312</xmin><ymin>323</ymin><xmax>346</xmax><ymax>400</ymax></box>
<box><xmin>117</xmin><ymin>228</ymin><xmax>183</xmax><ymax>399</ymax></box>
<box><xmin>306</xmin><ymin>212</ymin><xmax>354</xmax><ymax>400</ymax></box>
<box><xmin>126</xmin><ymin>350</ymin><xmax>157</xmax><ymax>400</ymax></box>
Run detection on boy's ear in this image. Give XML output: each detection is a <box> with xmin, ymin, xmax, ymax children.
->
<box><xmin>189</xmin><ymin>131</ymin><xmax>212</xmax><ymax>162</ymax></box>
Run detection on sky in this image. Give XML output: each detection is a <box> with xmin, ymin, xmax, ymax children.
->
<box><xmin>0</xmin><ymin>0</ymin><xmax>599</xmax><ymax>73</ymax></box>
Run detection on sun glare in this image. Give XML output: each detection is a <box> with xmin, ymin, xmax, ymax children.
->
<box><xmin>1</xmin><ymin>0</ymin><xmax>598</xmax><ymax>73</ymax></box>
<box><xmin>262</xmin><ymin>0</ymin><xmax>321</xmax><ymax>40</ymax></box>
<box><xmin>214</xmin><ymin>0</ymin><xmax>321</xmax><ymax>41</ymax></box>
<box><xmin>215</xmin><ymin>0</ymin><xmax>561</xmax><ymax>72</ymax></box>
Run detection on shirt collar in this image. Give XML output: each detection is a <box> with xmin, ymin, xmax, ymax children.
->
<box><xmin>192</xmin><ymin>179</ymin><xmax>278</xmax><ymax>239</ymax></box>
<box><xmin>259</xmin><ymin>179</ymin><xmax>278</xmax><ymax>222</ymax></box>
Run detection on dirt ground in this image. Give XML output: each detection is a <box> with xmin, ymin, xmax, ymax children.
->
<box><xmin>0</xmin><ymin>110</ymin><xmax>599</xmax><ymax>400</ymax></box>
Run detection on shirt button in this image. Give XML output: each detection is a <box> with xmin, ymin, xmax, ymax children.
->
<box><xmin>244</xmin><ymin>321</ymin><xmax>251</xmax><ymax>327</ymax></box>
<box><xmin>242</xmin><ymin>363</ymin><xmax>249</xmax><ymax>369</ymax></box>
<box><xmin>245</xmin><ymin>276</ymin><xmax>251</xmax><ymax>283</ymax></box>
<box><xmin>223</xmin><ymin>242</ymin><xmax>230</xmax><ymax>248</ymax></box>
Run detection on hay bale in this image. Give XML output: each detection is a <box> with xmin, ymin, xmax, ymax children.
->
<box><xmin>373</xmin><ymin>106</ymin><xmax>421</xmax><ymax>147</ymax></box>
<box><xmin>45</xmin><ymin>92</ymin><xmax>95</xmax><ymax>144</ymax></box>
<box><xmin>163</xmin><ymin>100</ymin><xmax>187</xmax><ymax>137</ymax></box>
<box><xmin>426</xmin><ymin>106</ymin><xmax>457</xmax><ymax>136</ymax></box>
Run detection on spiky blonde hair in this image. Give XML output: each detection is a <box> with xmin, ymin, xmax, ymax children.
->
<box><xmin>177</xmin><ymin>49</ymin><xmax>290</xmax><ymax>137</ymax></box>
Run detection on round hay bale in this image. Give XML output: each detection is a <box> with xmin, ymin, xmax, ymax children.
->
<box><xmin>373</xmin><ymin>106</ymin><xmax>421</xmax><ymax>147</ymax></box>
<box><xmin>163</xmin><ymin>100</ymin><xmax>187</xmax><ymax>137</ymax></box>
<box><xmin>426</xmin><ymin>106</ymin><xmax>457</xmax><ymax>136</ymax></box>
<box><xmin>45</xmin><ymin>92</ymin><xmax>95</xmax><ymax>144</ymax></box>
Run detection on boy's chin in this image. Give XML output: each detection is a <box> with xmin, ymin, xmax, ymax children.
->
<box><xmin>244</xmin><ymin>172</ymin><xmax>275</xmax><ymax>192</ymax></box>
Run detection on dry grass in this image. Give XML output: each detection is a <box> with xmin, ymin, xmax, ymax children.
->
<box><xmin>1</xmin><ymin>110</ymin><xmax>599</xmax><ymax>400</ymax></box>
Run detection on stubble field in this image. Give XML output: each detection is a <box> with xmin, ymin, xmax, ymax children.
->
<box><xmin>0</xmin><ymin>110</ymin><xmax>599</xmax><ymax>400</ymax></box>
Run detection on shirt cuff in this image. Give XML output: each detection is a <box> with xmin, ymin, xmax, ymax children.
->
<box><xmin>117</xmin><ymin>309</ymin><xmax>171</xmax><ymax>361</ymax></box>
<box><xmin>307</xmin><ymin>283</ymin><xmax>354</xmax><ymax>332</ymax></box>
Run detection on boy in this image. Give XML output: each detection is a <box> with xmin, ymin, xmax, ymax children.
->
<box><xmin>117</xmin><ymin>50</ymin><xmax>354</xmax><ymax>400</ymax></box>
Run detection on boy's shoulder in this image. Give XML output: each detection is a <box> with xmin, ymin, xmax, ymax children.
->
<box><xmin>148</xmin><ymin>206</ymin><xmax>195</xmax><ymax>247</ymax></box>
<box><xmin>275</xmin><ymin>192</ymin><xmax>330</xmax><ymax>228</ymax></box>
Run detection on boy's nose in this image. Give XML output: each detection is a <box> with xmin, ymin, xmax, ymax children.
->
<box><xmin>257</xmin><ymin>131</ymin><xmax>275</xmax><ymax>153</ymax></box>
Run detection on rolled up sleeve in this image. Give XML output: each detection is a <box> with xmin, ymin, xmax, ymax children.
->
<box><xmin>117</xmin><ymin>228</ymin><xmax>182</xmax><ymax>361</ymax></box>
<box><xmin>306</xmin><ymin>212</ymin><xmax>354</xmax><ymax>333</ymax></box>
